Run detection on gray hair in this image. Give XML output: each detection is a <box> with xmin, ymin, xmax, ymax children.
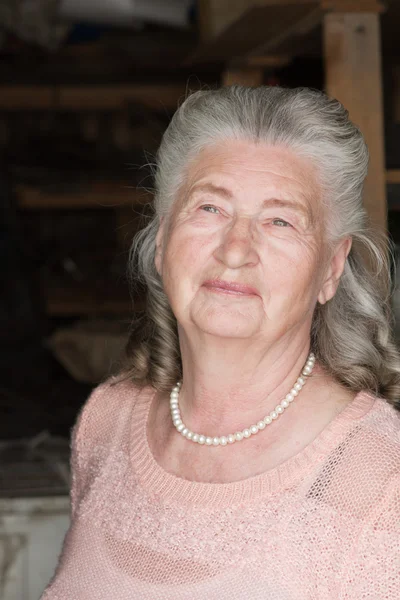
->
<box><xmin>124</xmin><ymin>85</ymin><xmax>400</xmax><ymax>408</ymax></box>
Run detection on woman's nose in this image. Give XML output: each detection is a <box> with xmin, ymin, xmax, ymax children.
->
<box><xmin>213</xmin><ymin>216</ymin><xmax>259</xmax><ymax>269</ymax></box>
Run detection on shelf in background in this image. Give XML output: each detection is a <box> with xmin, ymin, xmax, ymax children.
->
<box><xmin>44</xmin><ymin>279</ymin><xmax>144</xmax><ymax>317</ymax></box>
<box><xmin>386</xmin><ymin>169</ymin><xmax>400</xmax><ymax>184</ymax></box>
<box><xmin>16</xmin><ymin>182</ymin><xmax>152</xmax><ymax>210</ymax></box>
<box><xmin>0</xmin><ymin>83</ymin><xmax>186</xmax><ymax>111</ymax></box>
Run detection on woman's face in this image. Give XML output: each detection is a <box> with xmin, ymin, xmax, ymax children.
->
<box><xmin>156</xmin><ymin>140</ymin><xmax>348</xmax><ymax>346</ymax></box>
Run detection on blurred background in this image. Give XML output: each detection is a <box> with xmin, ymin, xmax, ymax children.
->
<box><xmin>0</xmin><ymin>0</ymin><xmax>399</xmax><ymax>597</ymax></box>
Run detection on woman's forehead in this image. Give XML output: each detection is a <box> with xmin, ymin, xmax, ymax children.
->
<box><xmin>183</xmin><ymin>140</ymin><xmax>321</xmax><ymax>207</ymax></box>
<box><xmin>185</xmin><ymin>140</ymin><xmax>319</xmax><ymax>188</ymax></box>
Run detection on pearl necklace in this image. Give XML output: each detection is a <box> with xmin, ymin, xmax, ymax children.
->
<box><xmin>170</xmin><ymin>352</ymin><xmax>315</xmax><ymax>446</ymax></box>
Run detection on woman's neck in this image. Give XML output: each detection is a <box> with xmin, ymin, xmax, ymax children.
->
<box><xmin>176</xmin><ymin>330</ymin><xmax>313</xmax><ymax>437</ymax></box>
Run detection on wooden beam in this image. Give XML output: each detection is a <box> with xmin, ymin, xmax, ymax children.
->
<box><xmin>323</xmin><ymin>11</ymin><xmax>387</xmax><ymax>232</ymax></box>
<box><xmin>245</xmin><ymin>55</ymin><xmax>292</xmax><ymax>68</ymax></box>
<box><xmin>321</xmin><ymin>0</ymin><xmax>385</xmax><ymax>12</ymax></box>
<box><xmin>0</xmin><ymin>84</ymin><xmax>186</xmax><ymax>111</ymax></box>
<box><xmin>44</xmin><ymin>281</ymin><xmax>140</xmax><ymax>316</ymax></box>
<box><xmin>222</xmin><ymin>68</ymin><xmax>264</xmax><ymax>87</ymax></box>
<box><xmin>16</xmin><ymin>183</ymin><xmax>152</xmax><ymax>210</ymax></box>
<box><xmin>386</xmin><ymin>169</ymin><xmax>400</xmax><ymax>185</ymax></box>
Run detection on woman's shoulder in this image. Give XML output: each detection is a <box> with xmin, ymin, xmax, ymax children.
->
<box><xmin>72</xmin><ymin>375</ymin><xmax>153</xmax><ymax>454</ymax></box>
<box><xmin>350</xmin><ymin>394</ymin><xmax>400</xmax><ymax>474</ymax></box>
<box><xmin>339</xmin><ymin>394</ymin><xmax>400</xmax><ymax>509</ymax></box>
<box><xmin>364</xmin><ymin>394</ymin><xmax>400</xmax><ymax>447</ymax></box>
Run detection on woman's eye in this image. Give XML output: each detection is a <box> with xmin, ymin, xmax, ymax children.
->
<box><xmin>201</xmin><ymin>205</ymin><xmax>220</xmax><ymax>214</ymax></box>
<box><xmin>272</xmin><ymin>218</ymin><xmax>291</xmax><ymax>227</ymax></box>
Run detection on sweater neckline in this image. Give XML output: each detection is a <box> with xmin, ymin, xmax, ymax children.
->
<box><xmin>130</xmin><ymin>388</ymin><xmax>376</xmax><ymax>507</ymax></box>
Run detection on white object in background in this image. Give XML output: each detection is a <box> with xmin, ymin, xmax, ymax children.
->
<box><xmin>59</xmin><ymin>0</ymin><xmax>191</xmax><ymax>28</ymax></box>
<box><xmin>0</xmin><ymin>496</ymin><xmax>70</xmax><ymax>600</ymax></box>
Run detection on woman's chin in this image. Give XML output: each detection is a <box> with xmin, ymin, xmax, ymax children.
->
<box><xmin>191</xmin><ymin>311</ymin><xmax>262</xmax><ymax>339</ymax></box>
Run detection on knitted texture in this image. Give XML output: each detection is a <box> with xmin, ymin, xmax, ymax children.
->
<box><xmin>41</xmin><ymin>379</ymin><xmax>400</xmax><ymax>599</ymax></box>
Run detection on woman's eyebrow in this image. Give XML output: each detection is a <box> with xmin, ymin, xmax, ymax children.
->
<box><xmin>188</xmin><ymin>182</ymin><xmax>233</xmax><ymax>200</ymax></box>
<box><xmin>262</xmin><ymin>197</ymin><xmax>314</xmax><ymax>224</ymax></box>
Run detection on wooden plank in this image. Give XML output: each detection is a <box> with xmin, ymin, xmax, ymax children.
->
<box><xmin>321</xmin><ymin>0</ymin><xmax>385</xmax><ymax>12</ymax></box>
<box><xmin>323</xmin><ymin>12</ymin><xmax>387</xmax><ymax>232</ymax></box>
<box><xmin>0</xmin><ymin>87</ymin><xmax>53</xmax><ymax>109</ymax></box>
<box><xmin>222</xmin><ymin>68</ymin><xmax>264</xmax><ymax>87</ymax></box>
<box><xmin>44</xmin><ymin>282</ymin><xmax>141</xmax><ymax>316</ymax></box>
<box><xmin>59</xmin><ymin>85</ymin><xmax>186</xmax><ymax>111</ymax></box>
<box><xmin>16</xmin><ymin>183</ymin><xmax>152</xmax><ymax>210</ymax></box>
<box><xmin>245</xmin><ymin>55</ymin><xmax>292</xmax><ymax>68</ymax></box>
<box><xmin>386</xmin><ymin>169</ymin><xmax>400</xmax><ymax>184</ymax></box>
<box><xmin>0</xmin><ymin>84</ymin><xmax>186</xmax><ymax>111</ymax></box>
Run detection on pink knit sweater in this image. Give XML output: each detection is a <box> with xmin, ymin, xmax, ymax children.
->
<box><xmin>41</xmin><ymin>378</ymin><xmax>400</xmax><ymax>599</ymax></box>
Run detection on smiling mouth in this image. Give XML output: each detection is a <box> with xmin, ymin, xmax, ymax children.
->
<box><xmin>203</xmin><ymin>279</ymin><xmax>260</xmax><ymax>296</ymax></box>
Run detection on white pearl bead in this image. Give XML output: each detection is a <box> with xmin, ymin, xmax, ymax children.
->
<box><xmin>171</xmin><ymin>408</ymin><xmax>180</xmax><ymax>416</ymax></box>
<box><xmin>264</xmin><ymin>415</ymin><xmax>272</xmax><ymax>425</ymax></box>
<box><xmin>294</xmin><ymin>382</ymin><xmax>302</xmax><ymax>392</ymax></box>
<box><xmin>302</xmin><ymin>365</ymin><xmax>312</xmax><ymax>375</ymax></box>
<box><xmin>292</xmin><ymin>388</ymin><xmax>299</xmax><ymax>396</ymax></box>
<box><xmin>235</xmin><ymin>431</ymin><xmax>243</xmax><ymax>441</ymax></box>
<box><xmin>198</xmin><ymin>435</ymin><xmax>205</xmax><ymax>444</ymax></box>
<box><xmin>271</xmin><ymin>411</ymin><xmax>278</xmax><ymax>420</ymax></box>
<box><xmin>170</xmin><ymin>393</ymin><xmax>179</xmax><ymax>400</ymax></box>
<box><xmin>220</xmin><ymin>436</ymin><xmax>228</xmax><ymax>446</ymax></box>
<box><xmin>250</xmin><ymin>425</ymin><xmax>259</xmax><ymax>434</ymax></box>
<box><xmin>257</xmin><ymin>420</ymin><xmax>266</xmax><ymax>430</ymax></box>
<box><xmin>297</xmin><ymin>377</ymin><xmax>305</xmax><ymax>386</ymax></box>
<box><xmin>227</xmin><ymin>434</ymin><xmax>235</xmax><ymax>444</ymax></box>
<box><xmin>212</xmin><ymin>437</ymin><xmax>220</xmax><ymax>446</ymax></box>
<box><xmin>192</xmin><ymin>433</ymin><xmax>199</xmax><ymax>442</ymax></box>
<box><xmin>182</xmin><ymin>427</ymin><xmax>188</xmax><ymax>436</ymax></box>
<box><xmin>173</xmin><ymin>418</ymin><xmax>182</xmax><ymax>426</ymax></box>
<box><xmin>205</xmin><ymin>437</ymin><xmax>213</xmax><ymax>445</ymax></box>
<box><xmin>243</xmin><ymin>429</ymin><xmax>251</xmax><ymax>438</ymax></box>
<box><xmin>276</xmin><ymin>405</ymin><xmax>284</xmax><ymax>414</ymax></box>
<box><xmin>281</xmin><ymin>399</ymin><xmax>289</xmax><ymax>408</ymax></box>
<box><xmin>186</xmin><ymin>431</ymin><xmax>193</xmax><ymax>439</ymax></box>
<box><xmin>177</xmin><ymin>423</ymin><xmax>185</xmax><ymax>432</ymax></box>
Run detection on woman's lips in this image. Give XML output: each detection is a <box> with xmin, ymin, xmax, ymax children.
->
<box><xmin>203</xmin><ymin>279</ymin><xmax>260</xmax><ymax>296</ymax></box>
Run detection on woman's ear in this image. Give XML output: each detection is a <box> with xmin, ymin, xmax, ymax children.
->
<box><xmin>154</xmin><ymin>217</ymin><xmax>165</xmax><ymax>276</ymax></box>
<box><xmin>318</xmin><ymin>237</ymin><xmax>352</xmax><ymax>305</ymax></box>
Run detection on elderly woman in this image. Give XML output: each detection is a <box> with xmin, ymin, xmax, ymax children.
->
<box><xmin>42</xmin><ymin>86</ymin><xmax>400</xmax><ymax>600</ymax></box>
